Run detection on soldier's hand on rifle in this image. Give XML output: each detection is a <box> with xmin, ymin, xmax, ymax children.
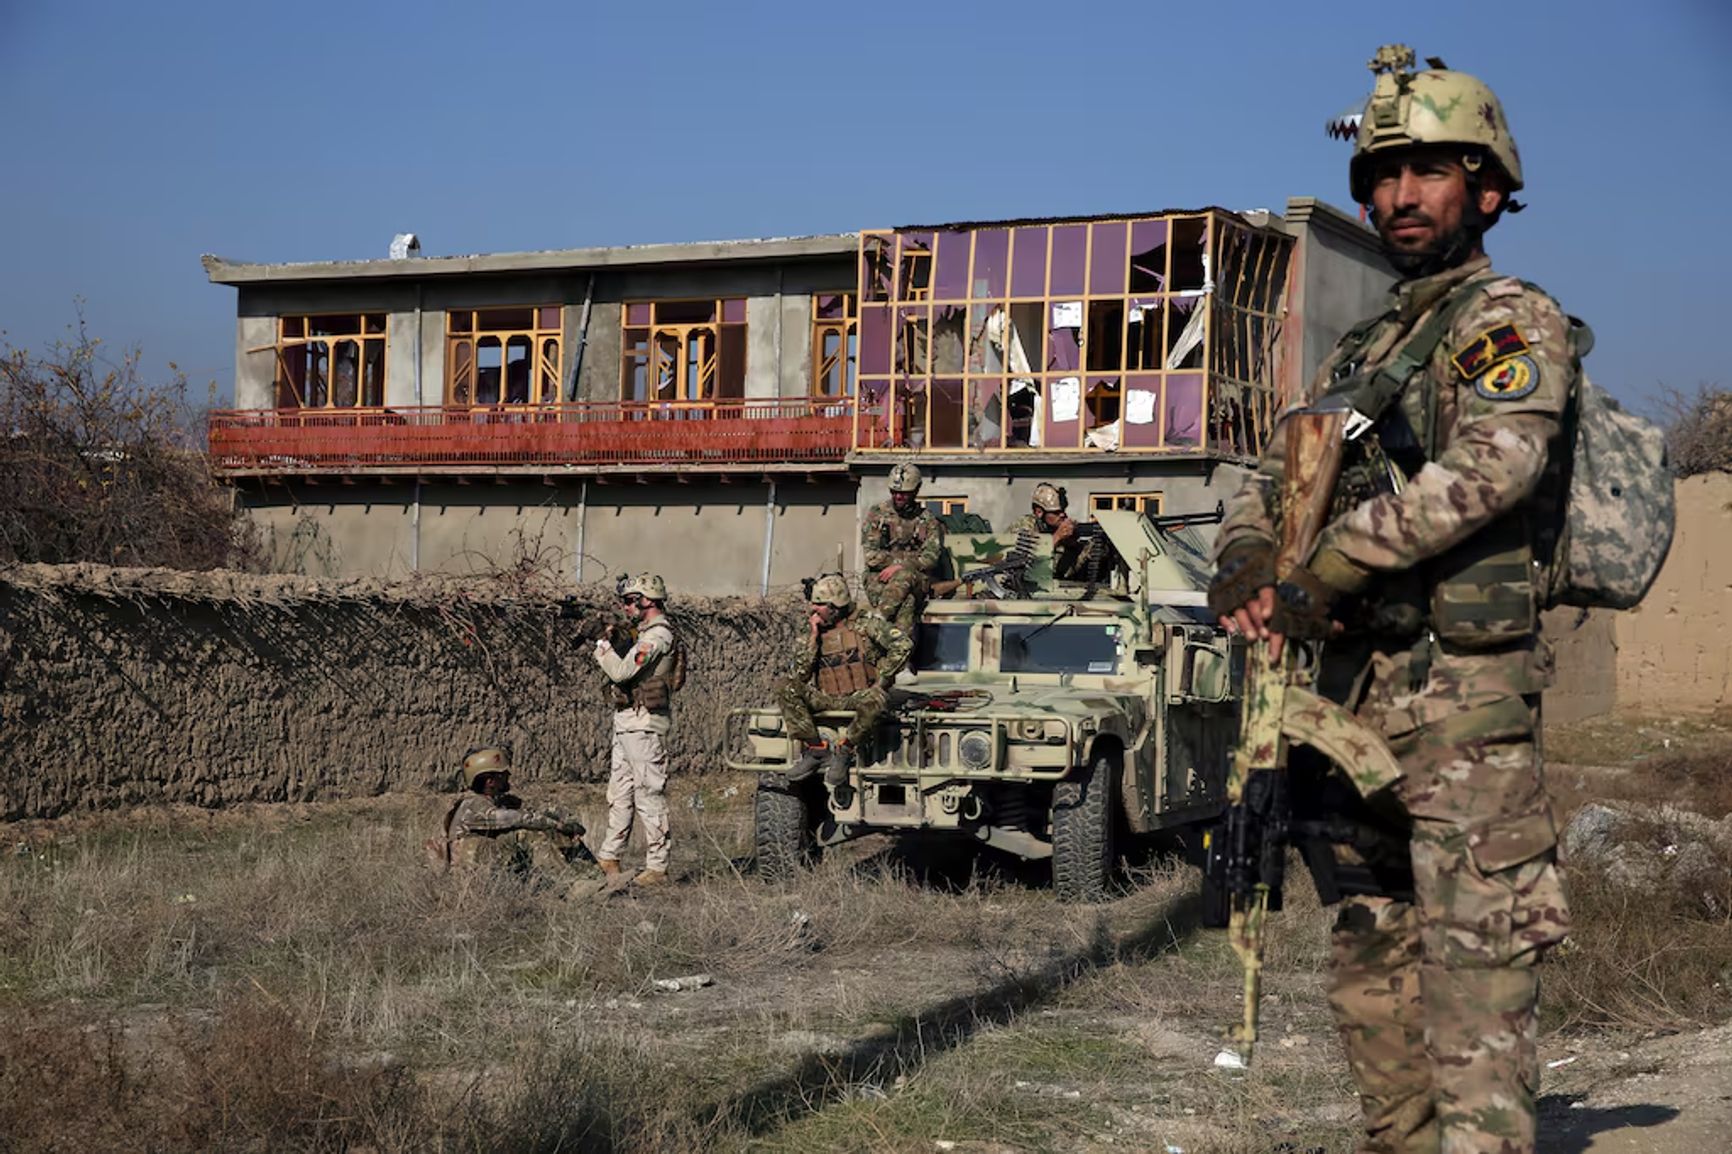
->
<box><xmin>879</xmin><ymin>563</ymin><xmax>902</xmax><ymax>582</ymax></box>
<box><xmin>1209</xmin><ymin>540</ymin><xmax>1279</xmax><ymax>631</ymax></box>
<box><xmin>1268</xmin><ymin>565</ymin><xmax>1341</xmax><ymax>646</ymax></box>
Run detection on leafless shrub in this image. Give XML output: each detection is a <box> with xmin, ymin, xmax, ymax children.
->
<box><xmin>0</xmin><ymin>319</ymin><xmax>255</xmax><ymax>569</ymax></box>
<box><xmin>1657</xmin><ymin>383</ymin><xmax>1732</xmax><ymax>479</ymax></box>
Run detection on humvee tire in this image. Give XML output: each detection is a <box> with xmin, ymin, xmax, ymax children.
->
<box><xmin>754</xmin><ymin>785</ymin><xmax>817</xmax><ymax>880</ymax></box>
<box><xmin>1051</xmin><ymin>752</ymin><xmax>1117</xmax><ymax>902</ymax></box>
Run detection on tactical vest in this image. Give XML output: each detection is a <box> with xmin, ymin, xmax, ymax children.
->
<box><xmin>1319</xmin><ymin>276</ymin><xmax>1555</xmax><ymax>652</ymax></box>
<box><xmin>611</xmin><ymin>623</ymin><xmax>683</xmax><ymax>711</ymax></box>
<box><xmin>815</xmin><ymin>620</ymin><xmax>877</xmax><ymax>695</ymax></box>
<box><xmin>873</xmin><ymin>506</ymin><xmax>935</xmax><ymax>561</ymax></box>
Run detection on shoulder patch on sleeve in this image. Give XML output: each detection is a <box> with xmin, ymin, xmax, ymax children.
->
<box><xmin>1483</xmin><ymin>277</ymin><xmax>1526</xmax><ymax>300</ymax></box>
<box><xmin>1473</xmin><ymin>355</ymin><xmax>1540</xmax><ymax>401</ymax></box>
<box><xmin>1452</xmin><ymin>323</ymin><xmax>1531</xmax><ymax>378</ymax></box>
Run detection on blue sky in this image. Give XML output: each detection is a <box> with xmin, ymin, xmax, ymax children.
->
<box><xmin>1</xmin><ymin>0</ymin><xmax>1726</xmax><ymax>407</ymax></box>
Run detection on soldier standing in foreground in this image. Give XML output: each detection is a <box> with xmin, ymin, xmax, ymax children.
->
<box><xmin>434</xmin><ymin>746</ymin><xmax>606</xmax><ymax>898</ymax></box>
<box><xmin>777</xmin><ymin>574</ymin><xmax>912</xmax><ymax>791</ymax></box>
<box><xmin>860</xmin><ymin>461</ymin><xmax>944</xmax><ymax>634</ymax></box>
<box><xmin>592</xmin><ymin>573</ymin><xmax>681</xmax><ymax>888</ymax></box>
<box><xmin>1209</xmin><ymin>48</ymin><xmax>1572</xmax><ymax>1153</ymax></box>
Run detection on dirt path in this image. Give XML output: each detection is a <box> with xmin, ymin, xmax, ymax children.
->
<box><xmin>1538</xmin><ymin>1022</ymin><xmax>1732</xmax><ymax>1153</ymax></box>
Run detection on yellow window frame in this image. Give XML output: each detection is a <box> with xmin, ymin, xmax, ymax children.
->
<box><xmin>445</xmin><ymin>306</ymin><xmax>563</xmax><ymax>407</ymax></box>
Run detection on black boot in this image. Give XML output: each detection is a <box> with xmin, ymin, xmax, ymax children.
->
<box><xmin>788</xmin><ymin>743</ymin><xmax>827</xmax><ymax>782</ymax></box>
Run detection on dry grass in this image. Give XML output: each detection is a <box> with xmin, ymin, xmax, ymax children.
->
<box><xmin>6</xmin><ymin>717</ymin><xmax>1732</xmax><ymax>1152</ymax></box>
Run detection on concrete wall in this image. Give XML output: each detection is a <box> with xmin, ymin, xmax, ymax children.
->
<box><xmin>1283</xmin><ymin>198</ymin><xmax>1394</xmax><ymax>393</ymax></box>
<box><xmin>233</xmin><ymin>254</ymin><xmax>855</xmax><ymax>410</ymax></box>
<box><xmin>240</xmin><ymin>477</ymin><xmax>857</xmax><ymax>596</ymax></box>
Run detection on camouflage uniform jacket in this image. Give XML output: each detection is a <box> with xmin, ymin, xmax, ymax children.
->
<box><xmin>1008</xmin><ymin>513</ymin><xmax>1091</xmax><ymax>580</ymax></box>
<box><xmin>788</xmin><ymin>607</ymin><xmax>913</xmax><ymax>689</ymax></box>
<box><xmin>594</xmin><ymin>617</ymin><xmax>676</xmax><ymax>735</ymax></box>
<box><xmin>861</xmin><ymin>501</ymin><xmax>944</xmax><ymax>578</ymax></box>
<box><xmin>1218</xmin><ymin>255</ymin><xmax>1574</xmax><ymax>673</ymax></box>
<box><xmin>447</xmin><ymin>793</ymin><xmax>563</xmax><ymax>840</ymax></box>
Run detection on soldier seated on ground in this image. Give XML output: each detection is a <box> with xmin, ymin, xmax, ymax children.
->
<box><xmin>777</xmin><ymin>574</ymin><xmax>912</xmax><ymax>792</ymax></box>
<box><xmin>429</xmin><ymin>747</ymin><xmax>609</xmax><ymax>898</ymax></box>
<box><xmin>1009</xmin><ymin>483</ymin><xmax>1095</xmax><ymax>581</ymax></box>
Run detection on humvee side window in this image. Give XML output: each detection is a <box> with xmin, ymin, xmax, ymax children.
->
<box><xmin>916</xmin><ymin>623</ymin><xmax>972</xmax><ymax>672</ymax></box>
<box><xmin>1000</xmin><ymin>623</ymin><xmax>1121</xmax><ymax>675</ymax></box>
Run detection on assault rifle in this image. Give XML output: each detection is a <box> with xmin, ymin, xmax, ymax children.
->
<box><xmin>558</xmin><ymin>596</ymin><xmax>634</xmax><ymax>655</ymax></box>
<box><xmin>1147</xmin><ymin>500</ymin><xmax>1225</xmax><ymax>533</ymax></box>
<box><xmin>932</xmin><ymin>529</ymin><xmax>1040</xmax><ymax>599</ymax></box>
<box><xmin>1201</xmin><ymin>401</ymin><xmax>1406</xmax><ymax>1067</ymax></box>
<box><xmin>891</xmin><ymin>687</ymin><xmax>993</xmax><ymax>714</ymax></box>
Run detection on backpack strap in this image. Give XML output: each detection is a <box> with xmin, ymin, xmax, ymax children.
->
<box><xmin>1323</xmin><ymin>276</ymin><xmax>1499</xmax><ymax>437</ymax></box>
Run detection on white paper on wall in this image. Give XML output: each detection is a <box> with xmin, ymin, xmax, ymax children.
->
<box><xmin>1050</xmin><ymin>300</ymin><xmax>1082</xmax><ymax>329</ymax></box>
<box><xmin>1051</xmin><ymin>377</ymin><xmax>1081</xmax><ymax>422</ymax></box>
<box><xmin>1125</xmin><ymin>389</ymin><xmax>1157</xmax><ymax>425</ymax></box>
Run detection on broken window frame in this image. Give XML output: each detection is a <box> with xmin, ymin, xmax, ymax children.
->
<box><xmin>272</xmin><ymin>313</ymin><xmax>387</xmax><ymax>410</ymax></box>
<box><xmin>444</xmin><ymin>306</ymin><xmax>563</xmax><ymax>407</ymax></box>
<box><xmin>619</xmin><ymin>298</ymin><xmax>747</xmax><ymax>404</ymax></box>
<box><xmin>852</xmin><ymin>212</ymin><xmax>1290</xmax><ymax>461</ymax></box>
<box><xmin>811</xmin><ymin>292</ymin><xmax>858</xmax><ymax>399</ymax></box>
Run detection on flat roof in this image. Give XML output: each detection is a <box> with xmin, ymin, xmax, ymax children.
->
<box><xmin>202</xmin><ymin>232</ymin><xmax>859</xmax><ymax>286</ymax></box>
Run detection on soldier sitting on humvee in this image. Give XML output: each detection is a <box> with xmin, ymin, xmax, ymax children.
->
<box><xmin>777</xmin><ymin>574</ymin><xmax>912</xmax><ymax>791</ymax></box>
<box><xmin>430</xmin><ymin>746</ymin><xmax>610</xmax><ymax>898</ymax></box>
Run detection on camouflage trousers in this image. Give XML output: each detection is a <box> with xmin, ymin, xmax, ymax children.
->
<box><xmin>1326</xmin><ymin>642</ymin><xmax>1570</xmax><ymax>1154</ymax></box>
<box><xmin>448</xmin><ymin>830</ymin><xmax>605</xmax><ymax>897</ymax></box>
<box><xmin>599</xmin><ymin>727</ymin><xmax>671</xmax><ymax>872</ymax></box>
<box><xmin>862</xmin><ymin>567</ymin><xmax>928</xmax><ymax>635</ymax></box>
<box><xmin>777</xmin><ymin>678</ymin><xmax>887</xmax><ymax>748</ymax></box>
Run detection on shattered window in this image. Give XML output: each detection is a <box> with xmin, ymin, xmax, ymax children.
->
<box><xmin>274</xmin><ymin>314</ymin><xmax>386</xmax><ymax>409</ymax></box>
<box><xmin>620</xmin><ymin>299</ymin><xmax>747</xmax><ymax>403</ymax></box>
<box><xmin>853</xmin><ymin>211</ymin><xmax>1291</xmax><ymax>460</ymax></box>
<box><xmin>1089</xmin><ymin>492</ymin><xmax>1164</xmax><ymax>515</ymax></box>
<box><xmin>445</xmin><ymin>307</ymin><xmax>562</xmax><ymax>406</ymax></box>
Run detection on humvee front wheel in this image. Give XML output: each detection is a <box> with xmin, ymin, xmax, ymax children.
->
<box><xmin>755</xmin><ymin>785</ymin><xmax>818</xmax><ymax>880</ymax></box>
<box><xmin>1052</xmin><ymin>751</ymin><xmax>1117</xmax><ymax>903</ymax></box>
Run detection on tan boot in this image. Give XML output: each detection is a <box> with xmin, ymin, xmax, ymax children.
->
<box><xmin>633</xmin><ymin>869</ymin><xmax>670</xmax><ymax>888</ymax></box>
<box><xmin>598</xmin><ymin>858</ymin><xmax>622</xmax><ymax>878</ymax></box>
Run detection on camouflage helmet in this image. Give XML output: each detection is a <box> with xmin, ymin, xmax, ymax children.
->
<box><xmin>462</xmin><ymin>746</ymin><xmax>511</xmax><ymax>789</ymax></box>
<box><xmin>1347</xmin><ymin>45</ymin><xmax>1523</xmax><ymax>205</ymax></box>
<box><xmin>620</xmin><ymin>573</ymin><xmax>667</xmax><ymax>602</ymax></box>
<box><xmin>1030</xmin><ymin>482</ymin><xmax>1066</xmax><ymax>513</ymax></box>
<box><xmin>809</xmin><ymin>574</ymin><xmax>853</xmax><ymax>609</ymax></box>
<box><xmin>887</xmin><ymin>462</ymin><xmax>923</xmax><ymax>494</ymax></box>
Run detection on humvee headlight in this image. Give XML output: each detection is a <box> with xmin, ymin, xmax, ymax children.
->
<box><xmin>957</xmin><ymin>729</ymin><xmax>994</xmax><ymax>770</ymax></box>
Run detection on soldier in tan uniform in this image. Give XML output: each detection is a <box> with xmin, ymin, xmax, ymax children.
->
<box><xmin>777</xmin><ymin>574</ymin><xmax>912</xmax><ymax>790</ymax></box>
<box><xmin>1208</xmin><ymin>47</ymin><xmax>1572</xmax><ymax>1154</ymax></box>
<box><xmin>592</xmin><ymin>573</ymin><xmax>682</xmax><ymax>888</ymax></box>
<box><xmin>434</xmin><ymin>746</ymin><xmax>606</xmax><ymax>897</ymax></box>
<box><xmin>860</xmin><ymin>461</ymin><xmax>944</xmax><ymax>634</ymax></box>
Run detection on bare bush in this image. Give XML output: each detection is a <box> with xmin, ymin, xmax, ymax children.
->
<box><xmin>1658</xmin><ymin>384</ymin><xmax>1732</xmax><ymax>479</ymax></box>
<box><xmin>0</xmin><ymin>321</ymin><xmax>254</xmax><ymax>569</ymax></box>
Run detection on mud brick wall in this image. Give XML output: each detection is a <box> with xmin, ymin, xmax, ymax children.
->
<box><xmin>0</xmin><ymin>565</ymin><xmax>802</xmax><ymax>821</ymax></box>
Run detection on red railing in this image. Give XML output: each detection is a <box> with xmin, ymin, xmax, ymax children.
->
<box><xmin>207</xmin><ymin>399</ymin><xmax>856</xmax><ymax>473</ymax></box>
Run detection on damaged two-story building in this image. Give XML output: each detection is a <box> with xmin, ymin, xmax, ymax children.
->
<box><xmin>204</xmin><ymin>196</ymin><xmax>1390</xmax><ymax>594</ymax></box>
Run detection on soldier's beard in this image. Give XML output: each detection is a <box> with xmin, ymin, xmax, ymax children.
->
<box><xmin>1375</xmin><ymin>208</ymin><xmax>1485</xmax><ymax>280</ymax></box>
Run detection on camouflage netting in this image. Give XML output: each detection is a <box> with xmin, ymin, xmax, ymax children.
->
<box><xmin>0</xmin><ymin>563</ymin><xmax>803</xmax><ymax>820</ymax></box>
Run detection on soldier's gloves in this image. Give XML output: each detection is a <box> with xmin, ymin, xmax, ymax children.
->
<box><xmin>1207</xmin><ymin>540</ymin><xmax>1277</xmax><ymax>620</ymax></box>
<box><xmin>1269</xmin><ymin>566</ymin><xmax>1341</xmax><ymax>640</ymax></box>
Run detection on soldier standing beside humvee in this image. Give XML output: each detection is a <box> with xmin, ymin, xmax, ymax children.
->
<box><xmin>592</xmin><ymin>573</ymin><xmax>682</xmax><ymax>889</ymax></box>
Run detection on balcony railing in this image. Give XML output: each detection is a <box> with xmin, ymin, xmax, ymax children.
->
<box><xmin>207</xmin><ymin>399</ymin><xmax>856</xmax><ymax>473</ymax></box>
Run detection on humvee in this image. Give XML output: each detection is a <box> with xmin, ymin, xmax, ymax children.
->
<box><xmin>724</xmin><ymin>509</ymin><xmax>1244</xmax><ymax>901</ymax></box>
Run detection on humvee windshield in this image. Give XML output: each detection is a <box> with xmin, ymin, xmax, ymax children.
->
<box><xmin>917</xmin><ymin>623</ymin><xmax>972</xmax><ymax>672</ymax></box>
<box><xmin>1000</xmin><ymin>623</ymin><xmax>1122</xmax><ymax>675</ymax></box>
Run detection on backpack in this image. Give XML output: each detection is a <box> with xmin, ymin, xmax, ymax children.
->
<box><xmin>1540</xmin><ymin>339</ymin><xmax>1675</xmax><ymax>609</ymax></box>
